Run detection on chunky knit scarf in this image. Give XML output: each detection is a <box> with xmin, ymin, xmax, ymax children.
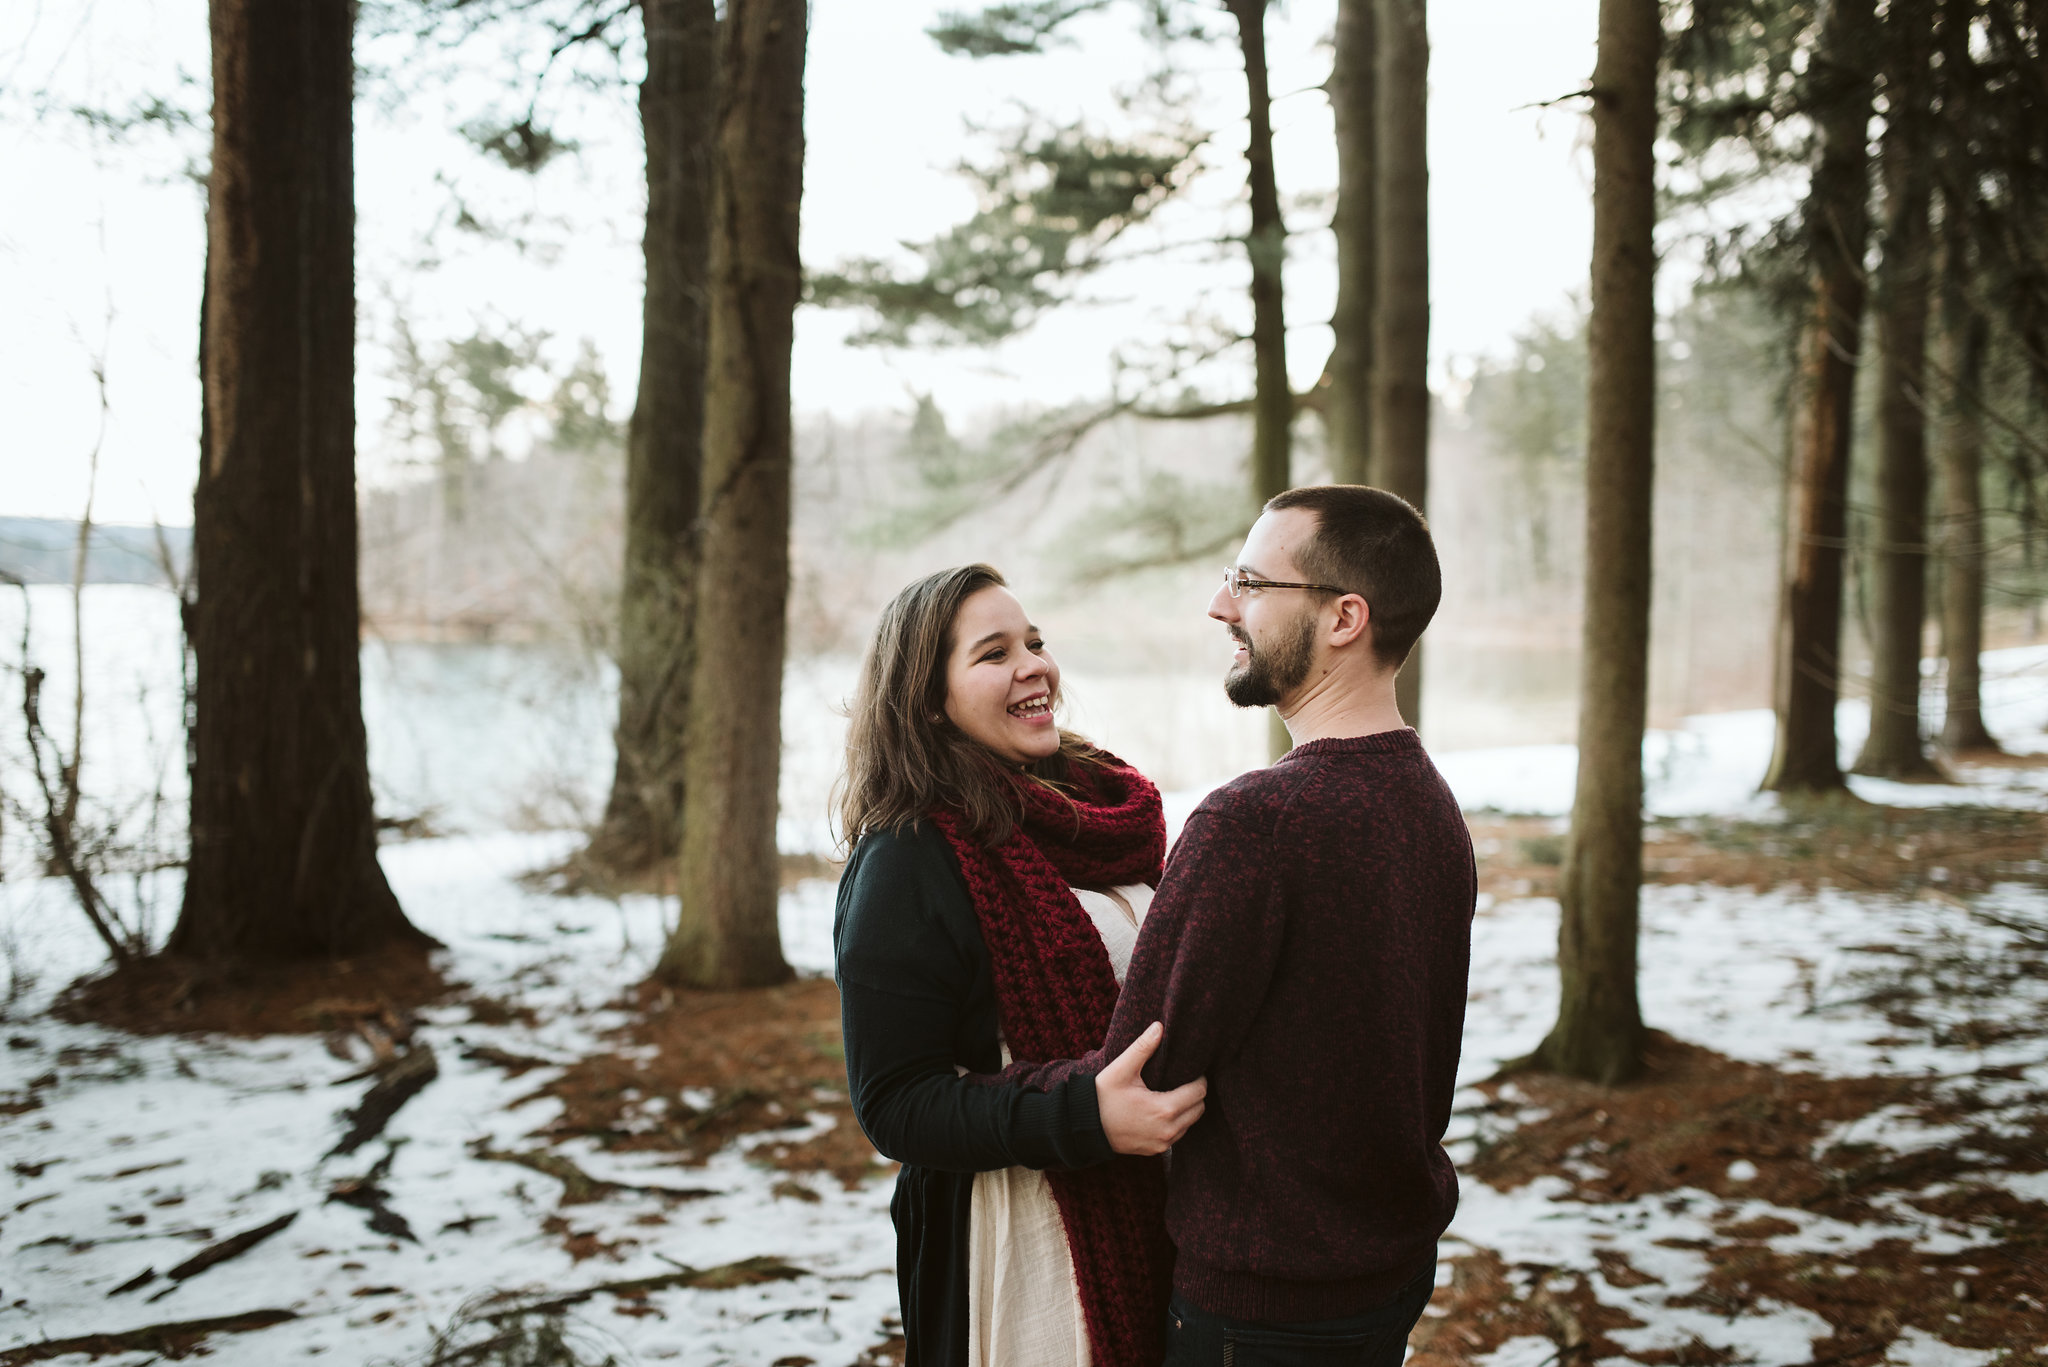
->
<box><xmin>929</xmin><ymin>752</ymin><xmax>1174</xmax><ymax>1367</ymax></box>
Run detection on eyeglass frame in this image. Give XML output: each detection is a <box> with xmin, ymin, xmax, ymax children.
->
<box><xmin>1221</xmin><ymin>565</ymin><xmax>1354</xmax><ymax>598</ymax></box>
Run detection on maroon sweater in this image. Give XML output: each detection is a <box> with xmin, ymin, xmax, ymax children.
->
<box><xmin>996</xmin><ymin>729</ymin><xmax>1476</xmax><ymax>1322</ymax></box>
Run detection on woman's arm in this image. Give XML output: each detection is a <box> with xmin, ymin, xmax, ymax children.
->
<box><xmin>834</xmin><ymin>828</ymin><xmax>1115</xmax><ymax>1174</ymax></box>
<box><xmin>839</xmin><ymin>976</ymin><xmax>1111</xmax><ymax>1172</ymax></box>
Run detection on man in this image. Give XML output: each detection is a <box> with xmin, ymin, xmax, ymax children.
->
<box><xmin>1015</xmin><ymin>484</ymin><xmax>1476</xmax><ymax>1365</ymax></box>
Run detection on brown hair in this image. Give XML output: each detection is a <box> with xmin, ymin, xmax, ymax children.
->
<box><xmin>837</xmin><ymin>564</ymin><xmax>1098</xmax><ymax>851</ymax></box>
<box><xmin>1264</xmin><ymin>484</ymin><xmax>1441</xmax><ymax>668</ymax></box>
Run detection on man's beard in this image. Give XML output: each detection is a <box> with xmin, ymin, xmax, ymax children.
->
<box><xmin>1224</xmin><ymin>607</ymin><xmax>1318</xmax><ymax>708</ymax></box>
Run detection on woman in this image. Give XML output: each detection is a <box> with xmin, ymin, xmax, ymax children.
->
<box><xmin>834</xmin><ymin>564</ymin><xmax>1201</xmax><ymax>1367</ymax></box>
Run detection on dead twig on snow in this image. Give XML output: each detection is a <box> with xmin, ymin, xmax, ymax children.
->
<box><xmin>0</xmin><ymin>1308</ymin><xmax>297</xmax><ymax>1365</ymax></box>
<box><xmin>330</xmin><ymin>1043</ymin><xmax>440</xmax><ymax>1157</ymax></box>
<box><xmin>480</xmin><ymin>1256</ymin><xmax>806</xmax><ymax>1320</ymax></box>
<box><xmin>468</xmin><ymin>1143</ymin><xmax>718</xmax><ymax>1205</ymax></box>
<box><xmin>162</xmin><ymin>1211</ymin><xmax>298</xmax><ymax>1283</ymax></box>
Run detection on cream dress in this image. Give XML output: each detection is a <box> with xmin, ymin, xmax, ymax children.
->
<box><xmin>966</xmin><ymin>883</ymin><xmax>1154</xmax><ymax>1367</ymax></box>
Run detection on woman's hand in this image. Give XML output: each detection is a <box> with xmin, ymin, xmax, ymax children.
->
<box><xmin>1095</xmin><ymin>1021</ymin><xmax>1207</xmax><ymax>1156</ymax></box>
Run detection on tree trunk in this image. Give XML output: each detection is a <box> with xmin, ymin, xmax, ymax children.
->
<box><xmin>1851</xmin><ymin>0</ymin><xmax>1940</xmax><ymax>780</ymax></box>
<box><xmin>1372</xmin><ymin>0</ymin><xmax>1430</xmax><ymax>730</ymax></box>
<box><xmin>1761</xmin><ymin>0</ymin><xmax>1879</xmax><ymax>795</ymax></box>
<box><xmin>1327</xmin><ymin>0</ymin><xmax>1376</xmax><ymax>487</ymax></box>
<box><xmin>661</xmin><ymin>0</ymin><xmax>804</xmax><ymax>989</ymax></box>
<box><xmin>586</xmin><ymin>0</ymin><xmax>718</xmax><ymax>876</ymax></box>
<box><xmin>1534</xmin><ymin>0</ymin><xmax>1657</xmax><ymax>1087</ymax></box>
<box><xmin>173</xmin><ymin>0</ymin><xmax>426</xmax><ymax>959</ymax></box>
<box><xmin>1938</xmin><ymin>266</ymin><xmax>1999</xmax><ymax>752</ymax></box>
<box><xmin>1933</xmin><ymin>0</ymin><xmax>2000</xmax><ymax>757</ymax></box>
<box><xmin>1227</xmin><ymin>0</ymin><xmax>1292</xmax><ymax>511</ymax></box>
<box><xmin>1225</xmin><ymin>0</ymin><xmax>1296</xmax><ymax>763</ymax></box>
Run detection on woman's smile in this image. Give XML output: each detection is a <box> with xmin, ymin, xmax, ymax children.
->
<box><xmin>1007</xmin><ymin>690</ymin><xmax>1054</xmax><ymax>724</ymax></box>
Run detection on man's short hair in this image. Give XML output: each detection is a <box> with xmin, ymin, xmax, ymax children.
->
<box><xmin>1264</xmin><ymin>485</ymin><xmax>1441</xmax><ymax>669</ymax></box>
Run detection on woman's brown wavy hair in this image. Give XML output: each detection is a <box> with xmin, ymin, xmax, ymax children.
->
<box><xmin>837</xmin><ymin>564</ymin><xmax>1099</xmax><ymax>851</ymax></box>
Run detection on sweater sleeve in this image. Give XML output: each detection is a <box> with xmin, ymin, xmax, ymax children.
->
<box><xmin>988</xmin><ymin>805</ymin><xmax>1287</xmax><ymax>1096</ymax></box>
<box><xmin>835</xmin><ymin>829</ymin><xmax>1115</xmax><ymax>1174</ymax></box>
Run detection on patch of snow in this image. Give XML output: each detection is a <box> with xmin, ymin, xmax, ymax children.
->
<box><xmin>1427</xmin><ymin>643</ymin><xmax>2048</xmax><ymax>817</ymax></box>
<box><xmin>1883</xmin><ymin>1327</ymin><xmax>2000</xmax><ymax>1366</ymax></box>
<box><xmin>0</xmin><ymin>835</ymin><xmax>895</xmax><ymax>1366</ymax></box>
<box><xmin>1474</xmin><ymin>1335</ymin><xmax>1557</xmax><ymax>1367</ymax></box>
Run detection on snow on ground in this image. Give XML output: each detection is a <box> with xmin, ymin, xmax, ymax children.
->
<box><xmin>1439</xmin><ymin>645</ymin><xmax>2048</xmax><ymax>818</ymax></box>
<box><xmin>1</xmin><ymin>843</ymin><xmax>889</xmax><ymax>1367</ymax></box>
<box><xmin>1448</xmin><ymin>884</ymin><xmax>2048</xmax><ymax>1363</ymax></box>
<box><xmin>6</xmin><ymin>648</ymin><xmax>2048</xmax><ymax>1363</ymax></box>
<box><xmin>10</xmin><ymin>853</ymin><xmax>2042</xmax><ymax>1364</ymax></box>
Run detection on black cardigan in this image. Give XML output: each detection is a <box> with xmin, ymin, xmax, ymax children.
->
<box><xmin>833</xmin><ymin>823</ymin><xmax>1114</xmax><ymax>1367</ymax></box>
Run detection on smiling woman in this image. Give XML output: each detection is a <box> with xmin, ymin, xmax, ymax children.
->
<box><xmin>832</xmin><ymin>562</ymin><xmax>1199</xmax><ymax>1367</ymax></box>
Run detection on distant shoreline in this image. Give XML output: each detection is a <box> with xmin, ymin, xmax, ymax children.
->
<box><xmin>0</xmin><ymin>517</ymin><xmax>191</xmax><ymax>587</ymax></box>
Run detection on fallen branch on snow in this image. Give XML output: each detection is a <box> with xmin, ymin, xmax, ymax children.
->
<box><xmin>163</xmin><ymin>1211</ymin><xmax>298</xmax><ymax>1284</ymax></box>
<box><xmin>481</xmin><ymin>1255</ymin><xmax>806</xmax><ymax>1319</ymax></box>
<box><xmin>468</xmin><ymin>1143</ymin><xmax>718</xmax><ymax>1204</ymax></box>
<box><xmin>329</xmin><ymin>1147</ymin><xmax>417</xmax><ymax>1242</ymax></box>
<box><xmin>0</xmin><ymin>1308</ymin><xmax>297</xmax><ymax>1365</ymax></box>
<box><xmin>330</xmin><ymin>1043</ymin><xmax>439</xmax><ymax>1157</ymax></box>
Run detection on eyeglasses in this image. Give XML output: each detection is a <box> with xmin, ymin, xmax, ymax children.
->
<box><xmin>1221</xmin><ymin>565</ymin><xmax>1350</xmax><ymax>598</ymax></box>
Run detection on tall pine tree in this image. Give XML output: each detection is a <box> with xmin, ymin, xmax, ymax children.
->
<box><xmin>174</xmin><ymin>0</ymin><xmax>428</xmax><ymax>961</ymax></box>
<box><xmin>1531</xmin><ymin>0</ymin><xmax>1659</xmax><ymax>1086</ymax></box>
<box><xmin>661</xmin><ymin>0</ymin><xmax>807</xmax><ymax>989</ymax></box>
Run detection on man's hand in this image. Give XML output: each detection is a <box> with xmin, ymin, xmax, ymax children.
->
<box><xmin>1095</xmin><ymin>1021</ymin><xmax>1207</xmax><ymax>1156</ymax></box>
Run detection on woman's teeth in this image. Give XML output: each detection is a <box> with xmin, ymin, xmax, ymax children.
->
<box><xmin>1008</xmin><ymin>697</ymin><xmax>1051</xmax><ymax>718</ymax></box>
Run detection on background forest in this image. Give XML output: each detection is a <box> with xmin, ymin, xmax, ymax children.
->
<box><xmin>3</xmin><ymin>0</ymin><xmax>2048</xmax><ymax>1364</ymax></box>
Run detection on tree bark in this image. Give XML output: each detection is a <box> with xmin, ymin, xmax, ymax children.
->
<box><xmin>1227</xmin><ymin>0</ymin><xmax>1292</xmax><ymax>512</ymax></box>
<box><xmin>1761</xmin><ymin>0</ymin><xmax>1880</xmax><ymax>795</ymax></box>
<box><xmin>587</xmin><ymin>0</ymin><xmax>718</xmax><ymax>876</ymax></box>
<box><xmin>1851</xmin><ymin>0</ymin><xmax>1940</xmax><ymax>780</ymax></box>
<box><xmin>661</xmin><ymin>0</ymin><xmax>804</xmax><ymax>989</ymax></box>
<box><xmin>1937</xmin><ymin>253</ymin><xmax>2000</xmax><ymax>752</ymax></box>
<box><xmin>1933</xmin><ymin>0</ymin><xmax>2001</xmax><ymax>757</ymax></box>
<box><xmin>1534</xmin><ymin>0</ymin><xmax>1657</xmax><ymax>1087</ymax></box>
<box><xmin>171</xmin><ymin>0</ymin><xmax>426</xmax><ymax>960</ymax></box>
<box><xmin>1224</xmin><ymin>0</ymin><xmax>1296</xmax><ymax>763</ymax></box>
<box><xmin>1327</xmin><ymin>0</ymin><xmax>1376</xmax><ymax>487</ymax></box>
<box><xmin>1372</xmin><ymin>0</ymin><xmax>1430</xmax><ymax>730</ymax></box>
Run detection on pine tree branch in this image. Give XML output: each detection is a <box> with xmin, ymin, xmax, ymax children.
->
<box><xmin>928</xmin><ymin>1</ymin><xmax>1117</xmax><ymax>57</ymax></box>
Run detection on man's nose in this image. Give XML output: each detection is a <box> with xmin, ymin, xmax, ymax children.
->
<box><xmin>1207</xmin><ymin>583</ymin><xmax>1239</xmax><ymax>623</ymax></box>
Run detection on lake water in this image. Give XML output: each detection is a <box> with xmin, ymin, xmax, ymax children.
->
<box><xmin>1</xmin><ymin>582</ymin><xmax>1657</xmax><ymax>884</ymax></box>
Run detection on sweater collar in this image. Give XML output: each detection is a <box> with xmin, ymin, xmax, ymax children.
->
<box><xmin>1278</xmin><ymin>727</ymin><xmax>1422</xmax><ymax>761</ymax></box>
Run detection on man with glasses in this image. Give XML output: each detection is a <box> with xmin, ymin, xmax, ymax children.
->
<box><xmin>991</xmin><ymin>485</ymin><xmax>1476</xmax><ymax>1365</ymax></box>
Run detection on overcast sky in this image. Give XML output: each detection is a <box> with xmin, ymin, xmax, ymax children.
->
<box><xmin>1</xmin><ymin>0</ymin><xmax>1606</xmax><ymax>526</ymax></box>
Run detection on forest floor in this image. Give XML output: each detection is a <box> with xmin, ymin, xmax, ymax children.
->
<box><xmin>6</xmin><ymin>780</ymin><xmax>2048</xmax><ymax>1364</ymax></box>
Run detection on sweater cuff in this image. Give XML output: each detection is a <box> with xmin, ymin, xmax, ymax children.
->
<box><xmin>1011</xmin><ymin>1069</ymin><xmax>1115</xmax><ymax>1171</ymax></box>
<box><xmin>1061</xmin><ymin>1069</ymin><xmax>1115</xmax><ymax>1168</ymax></box>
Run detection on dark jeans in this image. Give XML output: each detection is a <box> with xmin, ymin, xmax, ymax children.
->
<box><xmin>1161</xmin><ymin>1266</ymin><xmax>1437</xmax><ymax>1367</ymax></box>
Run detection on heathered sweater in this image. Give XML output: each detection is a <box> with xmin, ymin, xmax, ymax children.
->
<box><xmin>996</xmin><ymin>728</ymin><xmax>1476</xmax><ymax>1322</ymax></box>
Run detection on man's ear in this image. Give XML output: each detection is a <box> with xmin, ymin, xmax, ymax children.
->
<box><xmin>1327</xmin><ymin>593</ymin><xmax>1371</xmax><ymax>650</ymax></box>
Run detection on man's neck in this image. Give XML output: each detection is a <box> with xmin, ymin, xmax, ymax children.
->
<box><xmin>1277</xmin><ymin>665</ymin><xmax>1407</xmax><ymax>746</ymax></box>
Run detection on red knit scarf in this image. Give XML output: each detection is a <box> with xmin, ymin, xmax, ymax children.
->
<box><xmin>928</xmin><ymin>753</ymin><xmax>1174</xmax><ymax>1367</ymax></box>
